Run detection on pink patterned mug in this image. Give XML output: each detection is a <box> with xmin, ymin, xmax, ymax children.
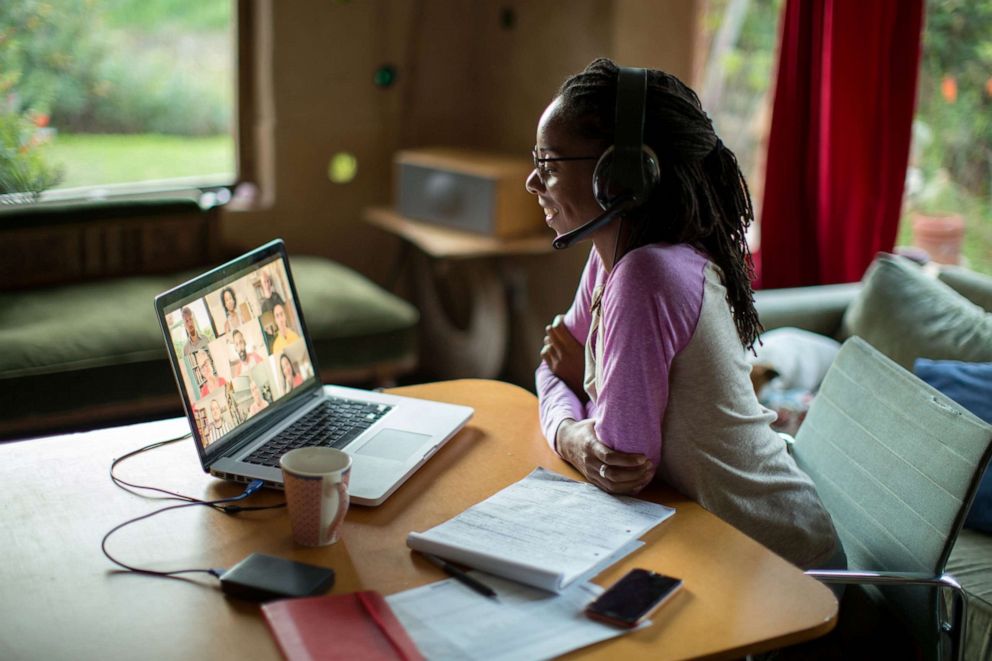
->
<box><xmin>280</xmin><ymin>447</ymin><xmax>352</xmax><ymax>546</ymax></box>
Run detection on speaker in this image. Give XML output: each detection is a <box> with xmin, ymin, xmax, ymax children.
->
<box><xmin>395</xmin><ymin>148</ymin><xmax>544</xmax><ymax>238</ymax></box>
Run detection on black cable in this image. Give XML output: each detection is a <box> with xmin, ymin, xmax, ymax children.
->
<box><xmin>104</xmin><ymin>433</ymin><xmax>287</xmax><ymax>577</ymax></box>
<box><xmin>101</xmin><ymin>479</ymin><xmax>265</xmax><ymax>577</ymax></box>
<box><xmin>109</xmin><ymin>433</ymin><xmax>286</xmax><ymax>513</ymax></box>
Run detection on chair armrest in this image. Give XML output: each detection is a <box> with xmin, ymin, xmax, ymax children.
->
<box><xmin>805</xmin><ymin>569</ymin><xmax>962</xmax><ymax>591</ymax></box>
<box><xmin>808</xmin><ymin>569</ymin><xmax>968</xmax><ymax>659</ymax></box>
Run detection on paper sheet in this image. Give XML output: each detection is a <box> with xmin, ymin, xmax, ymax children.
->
<box><xmin>407</xmin><ymin>468</ymin><xmax>675</xmax><ymax>592</ymax></box>
<box><xmin>387</xmin><ymin>573</ymin><xmax>644</xmax><ymax>661</ymax></box>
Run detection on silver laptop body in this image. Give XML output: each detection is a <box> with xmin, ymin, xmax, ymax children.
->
<box><xmin>154</xmin><ymin>239</ymin><xmax>472</xmax><ymax>506</ymax></box>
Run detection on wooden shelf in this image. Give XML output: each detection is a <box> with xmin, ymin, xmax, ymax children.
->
<box><xmin>364</xmin><ymin>207</ymin><xmax>553</xmax><ymax>260</ymax></box>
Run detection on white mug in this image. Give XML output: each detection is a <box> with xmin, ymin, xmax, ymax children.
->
<box><xmin>280</xmin><ymin>447</ymin><xmax>352</xmax><ymax>546</ymax></box>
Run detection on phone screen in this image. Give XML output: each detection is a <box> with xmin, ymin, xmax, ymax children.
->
<box><xmin>585</xmin><ymin>568</ymin><xmax>682</xmax><ymax>628</ymax></box>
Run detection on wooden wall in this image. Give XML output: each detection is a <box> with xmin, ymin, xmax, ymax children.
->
<box><xmin>224</xmin><ymin>0</ymin><xmax>701</xmax><ymax>384</ymax></box>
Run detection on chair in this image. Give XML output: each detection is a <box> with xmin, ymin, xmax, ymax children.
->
<box><xmin>791</xmin><ymin>337</ymin><xmax>992</xmax><ymax>660</ymax></box>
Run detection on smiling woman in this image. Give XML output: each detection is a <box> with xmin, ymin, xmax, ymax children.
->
<box><xmin>0</xmin><ymin>0</ymin><xmax>235</xmax><ymax>202</ymax></box>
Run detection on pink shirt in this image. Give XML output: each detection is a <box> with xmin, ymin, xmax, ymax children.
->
<box><xmin>535</xmin><ymin>244</ymin><xmax>841</xmax><ymax>569</ymax></box>
<box><xmin>537</xmin><ymin>243</ymin><xmax>706</xmax><ymax>471</ymax></box>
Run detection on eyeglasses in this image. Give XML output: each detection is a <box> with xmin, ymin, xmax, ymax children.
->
<box><xmin>532</xmin><ymin>148</ymin><xmax>600</xmax><ymax>184</ymax></box>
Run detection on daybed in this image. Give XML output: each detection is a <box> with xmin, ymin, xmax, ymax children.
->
<box><xmin>0</xmin><ymin>200</ymin><xmax>419</xmax><ymax>440</ymax></box>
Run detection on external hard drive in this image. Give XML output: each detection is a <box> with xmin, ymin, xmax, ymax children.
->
<box><xmin>219</xmin><ymin>553</ymin><xmax>335</xmax><ymax>601</ymax></box>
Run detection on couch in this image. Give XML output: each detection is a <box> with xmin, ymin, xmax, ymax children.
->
<box><xmin>754</xmin><ymin>253</ymin><xmax>992</xmax><ymax>660</ymax></box>
<box><xmin>0</xmin><ymin>200</ymin><xmax>420</xmax><ymax>440</ymax></box>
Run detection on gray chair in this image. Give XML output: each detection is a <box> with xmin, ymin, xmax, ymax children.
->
<box><xmin>791</xmin><ymin>337</ymin><xmax>992</xmax><ymax>660</ymax></box>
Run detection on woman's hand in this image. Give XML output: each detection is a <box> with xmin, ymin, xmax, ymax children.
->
<box><xmin>541</xmin><ymin>314</ymin><xmax>587</xmax><ymax>402</ymax></box>
<box><xmin>556</xmin><ymin>419</ymin><xmax>654</xmax><ymax>495</ymax></box>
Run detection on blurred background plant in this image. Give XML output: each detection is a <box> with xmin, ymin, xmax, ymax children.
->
<box><xmin>900</xmin><ymin>0</ymin><xmax>992</xmax><ymax>273</ymax></box>
<box><xmin>0</xmin><ymin>0</ymin><xmax>232</xmax><ymax>197</ymax></box>
<box><xmin>0</xmin><ymin>106</ymin><xmax>63</xmax><ymax>202</ymax></box>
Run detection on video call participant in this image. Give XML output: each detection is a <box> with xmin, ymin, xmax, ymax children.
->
<box><xmin>259</xmin><ymin>270</ymin><xmax>285</xmax><ymax>315</ymax></box>
<box><xmin>230</xmin><ymin>330</ymin><xmax>264</xmax><ymax>377</ymax></box>
<box><xmin>197</xmin><ymin>348</ymin><xmax>227</xmax><ymax>397</ymax></box>
<box><xmin>221</xmin><ymin>286</ymin><xmax>242</xmax><ymax>335</ymax></box>
<box><xmin>279</xmin><ymin>353</ymin><xmax>303</xmax><ymax>394</ymax></box>
<box><xmin>270</xmin><ymin>303</ymin><xmax>301</xmax><ymax>355</ymax></box>
<box><xmin>247</xmin><ymin>378</ymin><xmax>269</xmax><ymax>416</ymax></box>
<box><xmin>207</xmin><ymin>398</ymin><xmax>234</xmax><ymax>444</ymax></box>
<box><xmin>531</xmin><ymin>58</ymin><xmax>842</xmax><ymax>571</ymax></box>
<box><xmin>181</xmin><ymin>306</ymin><xmax>209</xmax><ymax>357</ymax></box>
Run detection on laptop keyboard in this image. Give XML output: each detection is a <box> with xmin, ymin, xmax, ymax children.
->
<box><xmin>244</xmin><ymin>397</ymin><xmax>392</xmax><ymax>468</ymax></box>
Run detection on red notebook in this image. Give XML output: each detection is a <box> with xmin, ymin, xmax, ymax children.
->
<box><xmin>262</xmin><ymin>591</ymin><xmax>424</xmax><ymax>661</ymax></box>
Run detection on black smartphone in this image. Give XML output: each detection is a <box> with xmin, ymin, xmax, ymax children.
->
<box><xmin>584</xmin><ymin>568</ymin><xmax>683</xmax><ymax>628</ymax></box>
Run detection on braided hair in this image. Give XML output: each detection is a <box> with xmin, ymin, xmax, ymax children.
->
<box><xmin>555</xmin><ymin>58</ymin><xmax>761</xmax><ymax>351</ymax></box>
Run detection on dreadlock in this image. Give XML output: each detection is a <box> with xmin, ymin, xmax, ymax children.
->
<box><xmin>555</xmin><ymin>58</ymin><xmax>762</xmax><ymax>351</ymax></box>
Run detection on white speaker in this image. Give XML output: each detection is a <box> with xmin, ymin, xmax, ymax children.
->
<box><xmin>395</xmin><ymin>148</ymin><xmax>544</xmax><ymax>238</ymax></box>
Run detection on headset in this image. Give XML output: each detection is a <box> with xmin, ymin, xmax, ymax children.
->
<box><xmin>552</xmin><ymin>66</ymin><xmax>662</xmax><ymax>250</ymax></box>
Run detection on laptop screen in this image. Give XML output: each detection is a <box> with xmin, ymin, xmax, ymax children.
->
<box><xmin>160</xmin><ymin>250</ymin><xmax>318</xmax><ymax>451</ymax></box>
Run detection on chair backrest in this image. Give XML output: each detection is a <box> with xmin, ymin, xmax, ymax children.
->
<box><xmin>793</xmin><ymin>336</ymin><xmax>992</xmax><ymax>657</ymax></box>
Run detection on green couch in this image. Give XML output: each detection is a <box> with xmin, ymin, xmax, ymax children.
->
<box><xmin>0</xmin><ymin>201</ymin><xmax>419</xmax><ymax>440</ymax></box>
<box><xmin>755</xmin><ymin>253</ymin><xmax>992</xmax><ymax>660</ymax></box>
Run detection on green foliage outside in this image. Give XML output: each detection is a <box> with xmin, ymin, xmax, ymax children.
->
<box><xmin>705</xmin><ymin>0</ymin><xmax>992</xmax><ymax>275</ymax></box>
<box><xmin>904</xmin><ymin>0</ymin><xmax>992</xmax><ymax>274</ymax></box>
<box><xmin>0</xmin><ymin>0</ymin><xmax>232</xmax><ymax>197</ymax></box>
<box><xmin>0</xmin><ymin>110</ymin><xmax>63</xmax><ymax>201</ymax></box>
<box><xmin>701</xmin><ymin>0</ymin><xmax>783</xmax><ymax>190</ymax></box>
<box><xmin>48</xmin><ymin>133</ymin><xmax>233</xmax><ymax>188</ymax></box>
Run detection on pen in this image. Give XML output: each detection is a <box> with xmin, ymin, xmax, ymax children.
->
<box><xmin>419</xmin><ymin>552</ymin><xmax>499</xmax><ymax>600</ymax></box>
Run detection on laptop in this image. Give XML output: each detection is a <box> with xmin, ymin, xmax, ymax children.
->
<box><xmin>154</xmin><ymin>239</ymin><xmax>473</xmax><ymax>506</ymax></box>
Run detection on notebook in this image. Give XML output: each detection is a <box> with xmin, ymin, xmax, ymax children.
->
<box><xmin>262</xmin><ymin>591</ymin><xmax>424</xmax><ymax>661</ymax></box>
<box><xmin>154</xmin><ymin>239</ymin><xmax>473</xmax><ymax>506</ymax></box>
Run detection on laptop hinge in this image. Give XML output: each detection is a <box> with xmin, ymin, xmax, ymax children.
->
<box><xmin>204</xmin><ymin>389</ymin><xmax>324</xmax><ymax>468</ymax></box>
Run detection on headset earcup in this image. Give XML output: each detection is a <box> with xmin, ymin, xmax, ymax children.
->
<box><xmin>592</xmin><ymin>147</ymin><xmax>616</xmax><ymax>210</ymax></box>
<box><xmin>593</xmin><ymin>145</ymin><xmax>662</xmax><ymax>211</ymax></box>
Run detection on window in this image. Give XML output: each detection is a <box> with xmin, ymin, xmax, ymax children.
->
<box><xmin>899</xmin><ymin>0</ymin><xmax>992</xmax><ymax>275</ymax></box>
<box><xmin>697</xmin><ymin>0</ymin><xmax>784</xmax><ymax>240</ymax></box>
<box><xmin>0</xmin><ymin>0</ymin><xmax>235</xmax><ymax>204</ymax></box>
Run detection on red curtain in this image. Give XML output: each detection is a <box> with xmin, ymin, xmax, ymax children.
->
<box><xmin>757</xmin><ymin>0</ymin><xmax>924</xmax><ymax>288</ymax></box>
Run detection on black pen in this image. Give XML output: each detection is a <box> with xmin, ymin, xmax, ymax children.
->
<box><xmin>419</xmin><ymin>552</ymin><xmax>499</xmax><ymax>600</ymax></box>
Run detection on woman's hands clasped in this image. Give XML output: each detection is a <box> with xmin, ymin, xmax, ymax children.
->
<box><xmin>556</xmin><ymin>419</ymin><xmax>654</xmax><ymax>495</ymax></box>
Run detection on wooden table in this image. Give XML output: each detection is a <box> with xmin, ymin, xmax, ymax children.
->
<box><xmin>0</xmin><ymin>380</ymin><xmax>837</xmax><ymax>660</ymax></box>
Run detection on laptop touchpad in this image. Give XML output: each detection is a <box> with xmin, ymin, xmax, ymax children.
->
<box><xmin>355</xmin><ymin>429</ymin><xmax>430</xmax><ymax>462</ymax></box>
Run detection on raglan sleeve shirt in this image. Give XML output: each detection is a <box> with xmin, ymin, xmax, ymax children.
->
<box><xmin>536</xmin><ymin>244</ymin><xmax>707</xmax><ymax>471</ymax></box>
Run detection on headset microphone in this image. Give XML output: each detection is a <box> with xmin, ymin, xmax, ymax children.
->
<box><xmin>551</xmin><ymin>66</ymin><xmax>661</xmax><ymax>251</ymax></box>
<box><xmin>551</xmin><ymin>193</ymin><xmax>637</xmax><ymax>250</ymax></box>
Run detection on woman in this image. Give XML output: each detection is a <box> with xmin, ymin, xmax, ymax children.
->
<box><xmin>270</xmin><ymin>303</ymin><xmax>301</xmax><ymax>355</ymax></box>
<box><xmin>247</xmin><ymin>377</ymin><xmax>269</xmax><ymax>416</ymax></box>
<box><xmin>280</xmin><ymin>353</ymin><xmax>303</xmax><ymax>394</ymax></box>
<box><xmin>196</xmin><ymin>348</ymin><xmax>227</xmax><ymax>397</ymax></box>
<box><xmin>531</xmin><ymin>58</ymin><xmax>841</xmax><ymax>570</ymax></box>
<box><xmin>220</xmin><ymin>286</ymin><xmax>241</xmax><ymax>334</ymax></box>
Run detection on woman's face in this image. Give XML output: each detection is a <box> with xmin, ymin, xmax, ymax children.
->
<box><xmin>223</xmin><ymin>290</ymin><xmax>235</xmax><ymax>312</ymax></box>
<box><xmin>274</xmin><ymin>304</ymin><xmax>287</xmax><ymax>332</ymax></box>
<box><xmin>525</xmin><ymin>97</ymin><xmax>604</xmax><ymax>240</ymax></box>
<box><xmin>281</xmin><ymin>356</ymin><xmax>293</xmax><ymax>379</ymax></box>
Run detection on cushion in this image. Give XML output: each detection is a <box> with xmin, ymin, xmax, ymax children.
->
<box><xmin>841</xmin><ymin>254</ymin><xmax>992</xmax><ymax>370</ymax></box>
<box><xmin>914</xmin><ymin>359</ymin><xmax>992</xmax><ymax>533</ymax></box>
<box><xmin>938</xmin><ymin>266</ymin><xmax>992</xmax><ymax>313</ymax></box>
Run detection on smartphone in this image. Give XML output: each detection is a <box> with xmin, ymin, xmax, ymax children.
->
<box><xmin>584</xmin><ymin>568</ymin><xmax>683</xmax><ymax>628</ymax></box>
